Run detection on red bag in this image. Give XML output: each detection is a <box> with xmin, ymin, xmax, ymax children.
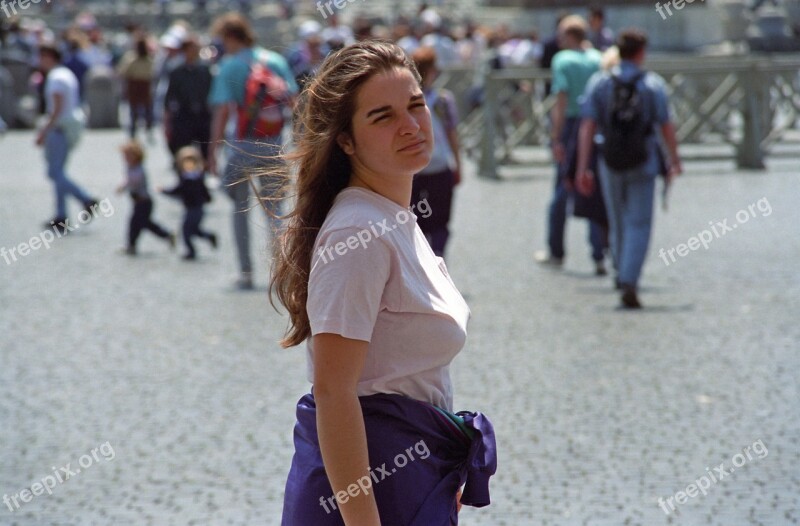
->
<box><xmin>236</xmin><ymin>61</ymin><xmax>288</xmax><ymax>139</ymax></box>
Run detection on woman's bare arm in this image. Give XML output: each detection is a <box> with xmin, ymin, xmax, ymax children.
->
<box><xmin>313</xmin><ymin>333</ymin><xmax>381</xmax><ymax>526</ymax></box>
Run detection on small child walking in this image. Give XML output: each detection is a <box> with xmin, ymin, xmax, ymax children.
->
<box><xmin>161</xmin><ymin>146</ymin><xmax>217</xmax><ymax>260</ymax></box>
<box><xmin>117</xmin><ymin>141</ymin><xmax>175</xmax><ymax>255</ymax></box>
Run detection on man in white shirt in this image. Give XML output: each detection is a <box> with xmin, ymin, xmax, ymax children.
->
<box><xmin>36</xmin><ymin>43</ymin><xmax>97</xmax><ymax>228</ymax></box>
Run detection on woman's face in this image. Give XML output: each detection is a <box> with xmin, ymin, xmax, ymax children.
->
<box><xmin>339</xmin><ymin>66</ymin><xmax>433</xmax><ymax>179</ymax></box>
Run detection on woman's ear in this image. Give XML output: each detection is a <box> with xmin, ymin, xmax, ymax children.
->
<box><xmin>337</xmin><ymin>132</ymin><xmax>355</xmax><ymax>156</ymax></box>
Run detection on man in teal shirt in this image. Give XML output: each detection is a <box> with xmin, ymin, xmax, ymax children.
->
<box><xmin>207</xmin><ymin>13</ymin><xmax>298</xmax><ymax>290</ymax></box>
<box><xmin>535</xmin><ymin>15</ymin><xmax>606</xmax><ymax>276</ymax></box>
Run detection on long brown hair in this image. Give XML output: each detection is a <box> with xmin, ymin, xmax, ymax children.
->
<box><xmin>269</xmin><ymin>41</ymin><xmax>420</xmax><ymax>348</ymax></box>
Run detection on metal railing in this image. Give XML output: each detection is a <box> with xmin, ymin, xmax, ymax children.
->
<box><xmin>436</xmin><ymin>55</ymin><xmax>800</xmax><ymax>178</ymax></box>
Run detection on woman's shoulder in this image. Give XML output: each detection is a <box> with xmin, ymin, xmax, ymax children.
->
<box><xmin>314</xmin><ymin>188</ymin><xmax>411</xmax><ymax>255</ymax></box>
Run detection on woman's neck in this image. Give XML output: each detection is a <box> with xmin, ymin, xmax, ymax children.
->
<box><xmin>347</xmin><ymin>169</ymin><xmax>412</xmax><ymax>208</ymax></box>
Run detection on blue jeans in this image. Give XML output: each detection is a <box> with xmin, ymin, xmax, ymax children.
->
<box><xmin>222</xmin><ymin>139</ymin><xmax>284</xmax><ymax>274</ymax></box>
<box><xmin>547</xmin><ymin>117</ymin><xmax>605</xmax><ymax>261</ymax></box>
<box><xmin>44</xmin><ymin>129</ymin><xmax>92</xmax><ymax>219</ymax></box>
<box><xmin>597</xmin><ymin>162</ymin><xmax>656</xmax><ymax>287</ymax></box>
<box><xmin>547</xmin><ymin>176</ymin><xmax>606</xmax><ymax>261</ymax></box>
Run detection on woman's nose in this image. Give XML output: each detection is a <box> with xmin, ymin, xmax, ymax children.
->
<box><xmin>398</xmin><ymin>110</ymin><xmax>421</xmax><ymax>135</ymax></box>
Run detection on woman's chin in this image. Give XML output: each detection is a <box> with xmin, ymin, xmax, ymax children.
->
<box><xmin>406</xmin><ymin>153</ymin><xmax>433</xmax><ymax>174</ymax></box>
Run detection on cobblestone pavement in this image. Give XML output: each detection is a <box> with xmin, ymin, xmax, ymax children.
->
<box><xmin>1</xmin><ymin>130</ymin><xmax>798</xmax><ymax>526</ymax></box>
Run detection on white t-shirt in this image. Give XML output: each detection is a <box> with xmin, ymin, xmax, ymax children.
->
<box><xmin>44</xmin><ymin>66</ymin><xmax>80</xmax><ymax>125</ymax></box>
<box><xmin>306</xmin><ymin>187</ymin><xmax>470</xmax><ymax>411</ymax></box>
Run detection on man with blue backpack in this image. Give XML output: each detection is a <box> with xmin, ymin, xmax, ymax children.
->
<box><xmin>207</xmin><ymin>13</ymin><xmax>298</xmax><ymax>290</ymax></box>
<box><xmin>575</xmin><ymin>29</ymin><xmax>682</xmax><ymax>309</ymax></box>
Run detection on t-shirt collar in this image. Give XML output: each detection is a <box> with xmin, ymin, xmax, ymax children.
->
<box><xmin>339</xmin><ymin>186</ymin><xmax>419</xmax><ymax>223</ymax></box>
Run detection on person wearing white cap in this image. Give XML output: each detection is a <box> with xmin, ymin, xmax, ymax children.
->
<box><xmin>153</xmin><ymin>25</ymin><xmax>188</xmax><ymax>124</ymax></box>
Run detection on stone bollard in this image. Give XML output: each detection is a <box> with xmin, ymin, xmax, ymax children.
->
<box><xmin>0</xmin><ymin>66</ymin><xmax>17</xmax><ymax>127</ymax></box>
<box><xmin>85</xmin><ymin>65</ymin><xmax>120</xmax><ymax>129</ymax></box>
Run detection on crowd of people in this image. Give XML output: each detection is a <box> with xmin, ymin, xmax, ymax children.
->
<box><xmin>1</xmin><ymin>3</ymin><xmax>680</xmax><ymax>306</ymax></box>
<box><xmin>1</xmin><ymin>4</ymin><xmax>490</xmax><ymax>286</ymax></box>
<box><xmin>532</xmin><ymin>14</ymin><xmax>682</xmax><ymax>309</ymax></box>
<box><xmin>0</xmin><ymin>3</ymin><xmax>698</xmax><ymax>523</ymax></box>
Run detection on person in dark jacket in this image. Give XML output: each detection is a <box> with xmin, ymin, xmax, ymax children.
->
<box><xmin>161</xmin><ymin>146</ymin><xmax>216</xmax><ymax>260</ymax></box>
<box><xmin>164</xmin><ymin>36</ymin><xmax>212</xmax><ymax>159</ymax></box>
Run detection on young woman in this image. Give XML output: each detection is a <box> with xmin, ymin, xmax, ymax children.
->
<box><xmin>270</xmin><ymin>42</ymin><xmax>496</xmax><ymax>525</ymax></box>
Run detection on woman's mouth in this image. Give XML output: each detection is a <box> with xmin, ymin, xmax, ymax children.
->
<box><xmin>399</xmin><ymin>139</ymin><xmax>426</xmax><ymax>153</ymax></box>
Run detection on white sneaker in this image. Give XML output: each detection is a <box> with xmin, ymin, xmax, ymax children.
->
<box><xmin>534</xmin><ymin>250</ymin><xmax>564</xmax><ymax>267</ymax></box>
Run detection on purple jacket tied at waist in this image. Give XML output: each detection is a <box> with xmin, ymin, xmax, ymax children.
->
<box><xmin>281</xmin><ymin>392</ymin><xmax>497</xmax><ymax>525</ymax></box>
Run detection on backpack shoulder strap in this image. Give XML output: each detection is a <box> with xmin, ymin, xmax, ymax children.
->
<box><xmin>633</xmin><ymin>71</ymin><xmax>658</xmax><ymax>131</ymax></box>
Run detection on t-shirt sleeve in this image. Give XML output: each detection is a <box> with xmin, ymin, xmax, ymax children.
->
<box><xmin>208</xmin><ymin>59</ymin><xmax>239</xmax><ymax>106</ymax></box>
<box><xmin>550</xmin><ymin>54</ymin><xmax>568</xmax><ymax>95</ymax></box>
<box><xmin>307</xmin><ymin>227</ymin><xmax>392</xmax><ymax>342</ymax></box>
<box><xmin>648</xmin><ymin>73</ymin><xmax>671</xmax><ymax>125</ymax></box>
<box><xmin>581</xmin><ymin>72</ymin><xmax>604</xmax><ymax>121</ymax></box>
<box><xmin>47</xmin><ymin>73</ymin><xmax>70</xmax><ymax>99</ymax></box>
